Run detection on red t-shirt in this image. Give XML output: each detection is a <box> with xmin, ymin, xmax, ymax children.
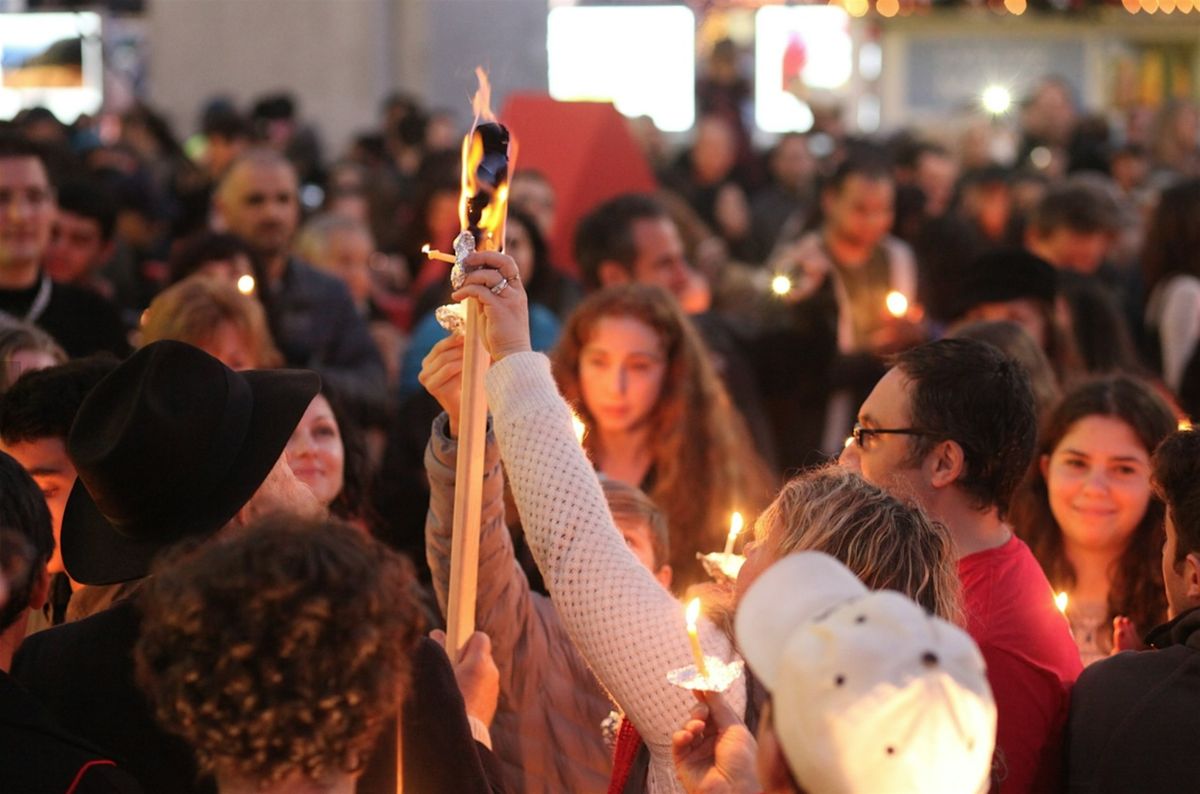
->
<box><xmin>959</xmin><ymin>534</ymin><xmax>1083</xmax><ymax>793</ymax></box>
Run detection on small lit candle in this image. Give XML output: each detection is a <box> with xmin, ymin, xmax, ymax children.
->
<box><xmin>236</xmin><ymin>274</ymin><xmax>256</xmax><ymax>295</ymax></box>
<box><xmin>1055</xmin><ymin>591</ymin><xmax>1069</xmax><ymax>614</ymax></box>
<box><xmin>771</xmin><ymin>274</ymin><xmax>793</xmax><ymax>296</ymax></box>
<box><xmin>422</xmin><ymin>244</ymin><xmax>457</xmax><ymax>264</ymax></box>
<box><xmin>685</xmin><ymin>598</ymin><xmax>709</xmax><ymax>679</ymax></box>
<box><xmin>885</xmin><ymin>290</ymin><xmax>909</xmax><ymax>319</ymax></box>
<box><xmin>723</xmin><ymin>511</ymin><xmax>744</xmax><ymax>555</ymax></box>
<box><xmin>570</xmin><ymin>410</ymin><xmax>587</xmax><ymax>446</ymax></box>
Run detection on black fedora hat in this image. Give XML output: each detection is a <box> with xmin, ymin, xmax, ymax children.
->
<box><xmin>61</xmin><ymin>340</ymin><xmax>320</xmax><ymax>585</ymax></box>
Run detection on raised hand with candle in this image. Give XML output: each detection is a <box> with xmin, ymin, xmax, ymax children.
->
<box><xmin>451</xmin><ymin>250</ymin><xmax>533</xmax><ymax>362</ymax></box>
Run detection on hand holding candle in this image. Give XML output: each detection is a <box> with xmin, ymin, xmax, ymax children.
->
<box><xmin>667</xmin><ymin>597</ymin><xmax>744</xmax><ymax>692</ymax></box>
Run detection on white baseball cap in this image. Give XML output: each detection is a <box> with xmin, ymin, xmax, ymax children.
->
<box><xmin>736</xmin><ymin>552</ymin><xmax>996</xmax><ymax>794</ymax></box>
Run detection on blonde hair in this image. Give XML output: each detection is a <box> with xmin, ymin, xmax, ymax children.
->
<box><xmin>758</xmin><ymin>465</ymin><xmax>962</xmax><ymax>624</ymax></box>
<box><xmin>140</xmin><ymin>276</ymin><xmax>282</xmax><ymax>368</ymax></box>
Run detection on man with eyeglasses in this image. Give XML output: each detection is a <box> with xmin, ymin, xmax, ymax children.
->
<box><xmin>839</xmin><ymin>338</ymin><xmax>1081</xmax><ymax>794</ymax></box>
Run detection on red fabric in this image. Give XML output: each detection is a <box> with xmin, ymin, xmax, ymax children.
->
<box><xmin>65</xmin><ymin>759</ymin><xmax>117</xmax><ymax>794</ymax></box>
<box><xmin>959</xmin><ymin>535</ymin><xmax>1083</xmax><ymax>793</ymax></box>
<box><xmin>608</xmin><ymin>717</ymin><xmax>642</xmax><ymax>794</ymax></box>
<box><xmin>497</xmin><ymin>95</ymin><xmax>659</xmax><ymax>277</ymax></box>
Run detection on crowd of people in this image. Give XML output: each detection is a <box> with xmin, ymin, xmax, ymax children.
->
<box><xmin>2</xmin><ymin>72</ymin><xmax>1200</xmax><ymax>793</ymax></box>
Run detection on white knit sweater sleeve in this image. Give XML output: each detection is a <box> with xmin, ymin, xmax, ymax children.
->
<box><xmin>1158</xmin><ymin>275</ymin><xmax>1200</xmax><ymax>393</ymax></box>
<box><xmin>485</xmin><ymin>352</ymin><xmax>746</xmax><ymax>794</ymax></box>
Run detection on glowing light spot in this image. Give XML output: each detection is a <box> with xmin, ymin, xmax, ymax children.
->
<box><xmin>981</xmin><ymin>85</ymin><xmax>1012</xmax><ymax>115</ymax></box>
<box><xmin>1055</xmin><ymin>591</ymin><xmax>1069</xmax><ymax>614</ymax></box>
<box><xmin>886</xmin><ymin>290</ymin><xmax>909</xmax><ymax>318</ymax></box>
<box><xmin>877</xmin><ymin>0</ymin><xmax>899</xmax><ymax>17</ymax></box>
<box><xmin>236</xmin><ymin>275</ymin><xmax>256</xmax><ymax>295</ymax></box>
<box><xmin>1030</xmin><ymin>146</ymin><xmax>1053</xmax><ymax>170</ymax></box>
<box><xmin>771</xmin><ymin>274</ymin><xmax>793</xmax><ymax>296</ymax></box>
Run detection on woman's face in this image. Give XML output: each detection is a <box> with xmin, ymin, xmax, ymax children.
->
<box><xmin>579</xmin><ymin>316</ymin><xmax>667</xmax><ymax>435</ymax></box>
<box><xmin>504</xmin><ymin>220</ymin><xmax>535</xmax><ymax>283</ymax></box>
<box><xmin>285</xmin><ymin>394</ymin><xmax>346</xmax><ymax>508</ymax></box>
<box><xmin>201</xmin><ymin>321</ymin><xmax>257</xmax><ymax>371</ymax></box>
<box><xmin>1043</xmin><ymin>415</ymin><xmax>1153</xmax><ymax>556</ymax></box>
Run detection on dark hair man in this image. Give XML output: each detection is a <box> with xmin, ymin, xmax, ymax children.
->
<box><xmin>840</xmin><ymin>338</ymin><xmax>1082</xmax><ymax>793</ymax></box>
<box><xmin>0</xmin><ymin>355</ymin><xmax>120</xmax><ymax>624</ymax></box>
<box><xmin>43</xmin><ymin>178</ymin><xmax>117</xmax><ymax>295</ymax></box>
<box><xmin>1026</xmin><ymin>177</ymin><xmax>1119</xmax><ymax>276</ymax></box>
<box><xmin>1065</xmin><ymin>429</ymin><xmax>1200</xmax><ymax>793</ymax></box>
<box><xmin>0</xmin><ymin>452</ymin><xmax>143</xmax><ymax>792</ymax></box>
<box><xmin>0</xmin><ymin>134</ymin><xmax>128</xmax><ymax>357</ymax></box>
<box><xmin>213</xmin><ymin>148</ymin><xmax>385</xmax><ymax>413</ymax></box>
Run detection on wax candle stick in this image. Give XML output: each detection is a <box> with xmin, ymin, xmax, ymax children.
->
<box><xmin>685</xmin><ymin>597</ymin><xmax>709</xmax><ymax>679</ymax></box>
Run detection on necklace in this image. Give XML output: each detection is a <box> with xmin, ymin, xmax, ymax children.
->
<box><xmin>0</xmin><ymin>272</ymin><xmax>53</xmax><ymax>324</ymax></box>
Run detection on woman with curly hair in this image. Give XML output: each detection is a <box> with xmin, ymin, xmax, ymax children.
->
<box><xmin>553</xmin><ymin>284</ymin><xmax>774</xmax><ymax>591</ymax></box>
<box><xmin>135</xmin><ymin>515</ymin><xmax>424</xmax><ymax>794</ymax></box>
<box><xmin>1011</xmin><ymin>375</ymin><xmax>1177</xmax><ymax>665</ymax></box>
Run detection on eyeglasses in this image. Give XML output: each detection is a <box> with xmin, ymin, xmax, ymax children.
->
<box><xmin>848</xmin><ymin>422</ymin><xmax>936</xmax><ymax>449</ymax></box>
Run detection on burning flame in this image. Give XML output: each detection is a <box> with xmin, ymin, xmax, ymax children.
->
<box><xmin>1180</xmin><ymin>417</ymin><xmax>1193</xmax><ymax>431</ymax></box>
<box><xmin>570</xmin><ymin>409</ymin><xmax>587</xmax><ymax>446</ymax></box>
<box><xmin>886</xmin><ymin>290</ymin><xmax>909</xmax><ymax>318</ymax></box>
<box><xmin>1055</xmin><ymin>591</ymin><xmax>1069</xmax><ymax>614</ymax></box>
<box><xmin>685</xmin><ymin>597</ymin><xmax>702</xmax><ymax>632</ymax></box>
<box><xmin>724</xmin><ymin>511</ymin><xmax>744</xmax><ymax>555</ymax></box>
<box><xmin>457</xmin><ymin>67</ymin><xmax>513</xmax><ymax>253</ymax></box>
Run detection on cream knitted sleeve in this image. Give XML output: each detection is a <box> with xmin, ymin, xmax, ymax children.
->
<box><xmin>485</xmin><ymin>352</ymin><xmax>747</xmax><ymax>794</ymax></box>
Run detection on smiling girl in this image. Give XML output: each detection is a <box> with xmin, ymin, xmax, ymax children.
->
<box><xmin>1012</xmin><ymin>376</ymin><xmax>1177</xmax><ymax>664</ymax></box>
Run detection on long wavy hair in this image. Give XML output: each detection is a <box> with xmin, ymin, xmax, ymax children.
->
<box><xmin>553</xmin><ymin>284</ymin><xmax>774</xmax><ymax>590</ymax></box>
<box><xmin>1011</xmin><ymin>375</ymin><xmax>1176</xmax><ymax>639</ymax></box>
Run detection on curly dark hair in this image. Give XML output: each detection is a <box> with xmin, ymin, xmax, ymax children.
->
<box><xmin>0</xmin><ymin>451</ymin><xmax>53</xmax><ymax>632</ymax></box>
<box><xmin>1011</xmin><ymin>375</ymin><xmax>1175</xmax><ymax>640</ymax></box>
<box><xmin>135</xmin><ymin>515</ymin><xmax>423</xmax><ymax>788</ymax></box>
<box><xmin>894</xmin><ymin>338</ymin><xmax>1038</xmax><ymax>517</ymax></box>
<box><xmin>1154</xmin><ymin>429</ymin><xmax>1200</xmax><ymax>564</ymax></box>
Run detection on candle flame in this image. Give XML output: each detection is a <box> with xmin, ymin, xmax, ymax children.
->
<box><xmin>771</xmin><ymin>274</ymin><xmax>793</xmax><ymax>296</ymax></box>
<box><xmin>422</xmin><ymin>244</ymin><xmax>457</xmax><ymax>264</ymax></box>
<box><xmin>236</xmin><ymin>275</ymin><xmax>256</xmax><ymax>295</ymax></box>
<box><xmin>1055</xmin><ymin>591</ymin><xmax>1069</xmax><ymax>614</ymax></box>
<box><xmin>886</xmin><ymin>290</ymin><xmax>909</xmax><ymax>318</ymax></box>
<box><xmin>685</xmin><ymin>597</ymin><xmax>702</xmax><ymax>631</ymax></box>
<box><xmin>1180</xmin><ymin>418</ymin><xmax>1193</xmax><ymax>431</ymax></box>
<box><xmin>570</xmin><ymin>409</ymin><xmax>587</xmax><ymax>446</ymax></box>
<box><xmin>728</xmin><ymin>512</ymin><xmax>744</xmax><ymax>542</ymax></box>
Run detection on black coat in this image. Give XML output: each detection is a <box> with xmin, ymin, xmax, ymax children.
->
<box><xmin>1066</xmin><ymin>606</ymin><xmax>1200</xmax><ymax>793</ymax></box>
<box><xmin>0</xmin><ymin>669</ymin><xmax>142</xmax><ymax>793</ymax></box>
<box><xmin>11</xmin><ymin>599</ymin><xmax>212</xmax><ymax>794</ymax></box>
<box><xmin>14</xmin><ymin>602</ymin><xmax>508</xmax><ymax>794</ymax></box>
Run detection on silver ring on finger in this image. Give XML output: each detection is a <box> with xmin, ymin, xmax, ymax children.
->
<box><xmin>490</xmin><ymin>277</ymin><xmax>510</xmax><ymax>296</ymax></box>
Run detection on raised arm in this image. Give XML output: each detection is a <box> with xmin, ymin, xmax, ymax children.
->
<box><xmin>451</xmin><ymin>254</ymin><xmax>746</xmax><ymax>789</ymax></box>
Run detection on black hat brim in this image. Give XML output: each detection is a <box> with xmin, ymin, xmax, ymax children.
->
<box><xmin>61</xmin><ymin>368</ymin><xmax>320</xmax><ymax>585</ymax></box>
